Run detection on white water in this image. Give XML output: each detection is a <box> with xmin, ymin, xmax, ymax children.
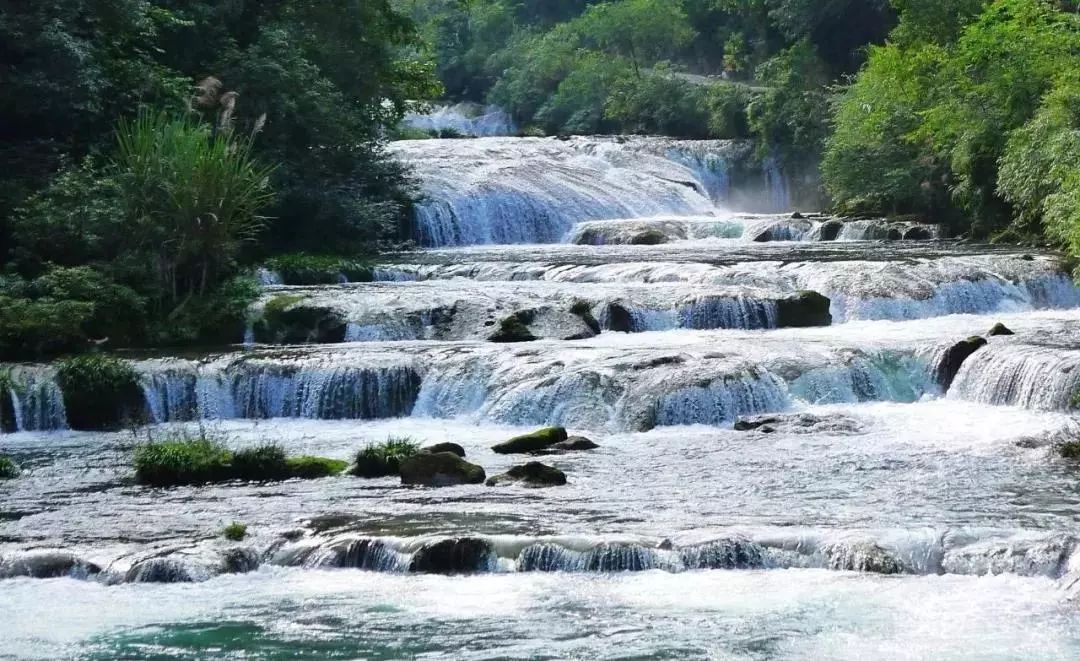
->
<box><xmin>5</xmin><ymin>135</ymin><xmax>1080</xmax><ymax>658</ymax></box>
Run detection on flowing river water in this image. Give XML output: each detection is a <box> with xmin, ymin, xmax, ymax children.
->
<box><xmin>4</xmin><ymin>136</ymin><xmax>1080</xmax><ymax>659</ymax></box>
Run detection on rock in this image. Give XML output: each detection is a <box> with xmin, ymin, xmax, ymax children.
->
<box><xmin>570</xmin><ymin>301</ymin><xmax>602</xmax><ymax>335</ymax></box>
<box><xmin>547</xmin><ymin>436</ymin><xmax>599</xmax><ymax>453</ymax></box>
<box><xmin>488</xmin><ymin>312</ymin><xmax>537</xmax><ymax>343</ymax></box>
<box><xmin>125</xmin><ymin>557</ymin><xmax>198</xmax><ymax>583</ymax></box>
<box><xmin>422</xmin><ymin>442</ymin><xmax>466</xmax><ymax>458</ymax></box>
<box><xmin>254</xmin><ymin>302</ymin><xmax>347</xmax><ymax>344</ymax></box>
<box><xmin>629</xmin><ymin>229</ymin><xmax>669</xmax><ymax>245</ymax></box>
<box><xmin>409</xmin><ymin>538</ymin><xmax>495</xmax><ymax>574</ymax></box>
<box><xmin>987</xmin><ymin>323</ymin><xmax>1015</xmax><ymax>337</ymax></box>
<box><xmin>819</xmin><ymin>220</ymin><xmax>843</xmax><ymax>241</ymax></box>
<box><xmin>486</xmin><ymin>462</ymin><xmax>568</xmax><ymax>488</ymax></box>
<box><xmin>492</xmin><ymin>427</ymin><xmax>569</xmax><ymax>454</ymax></box>
<box><xmin>776</xmin><ymin>291</ymin><xmax>832</xmax><ymax>328</ymax></box>
<box><xmin>822</xmin><ymin>541</ymin><xmax>904</xmax><ymax>575</ymax></box>
<box><xmin>399</xmin><ymin>452</ymin><xmax>486</xmax><ymax>487</ymax></box>
<box><xmin>219</xmin><ymin>548</ymin><xmax>260</xmax><ymax>574</ymax></box>
<box><xmin>935</xmin><ymin>336</ymin><xmax>988</xmax><ymax>390</ymax></box>
<box><xmin>0</xmin><ymin>551</ymin><xmax>100</xmax><ymax>579</ymax></box>
<box><xmin>903</xmin><ymin>226</ymin><xmax>934</xmax><ymax>240</ymax></box>
<box><xmin>604</xmin><ymin>302</ymin><xmax>636</xmax><ymax>333</ymax></box>
<box><xmin>791</xmin><ymin>212</ymin><xmax>805</xmax><ymax>219</ymax></box>
<box><xmin>734</xmin><ymin>416</ymin><xmax>781</xmax><ymax>431</ymax></box>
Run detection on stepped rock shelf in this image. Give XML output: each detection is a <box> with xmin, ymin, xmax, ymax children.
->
<box><xmin>5</xmin><ymin>135</ymin><xmax>1080</xmax><ymax>658</ymax></box>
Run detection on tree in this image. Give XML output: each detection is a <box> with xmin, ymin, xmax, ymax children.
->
<box><xmin>577</xmin><ymin>0</ymin><xmax>696</xmax><ymax>75</ymax></box>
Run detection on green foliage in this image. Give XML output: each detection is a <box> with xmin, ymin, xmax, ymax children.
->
<box><xmin>134</xmin><ymin>430</ymin><xmax>348</xmax><ymax>487</ymax></box>
<box><xmin>55</xmin><ymin>354</ymin><xmax>144</xmax><ymax>431</ymax></box>
<box><xmin>351</xmin><ymin>437</ymin><xmax>420</xmax><ymax>478</ymax></box>
<box><xmin>0</xmin><ymin>455</ymin><xmax>20</xmax><ymax>479</ymax></box>
<box><xmin>223</xmin><ymin>522</ymin><xmax>248</xmax><ymax>541</ymax></box>
<box><xmin>748</xmin><ymin>40</ymin><xmax>830</xmax><ymax>165</ymax></box>
<box><xmin>0</xmin><ymin>295</ymin><xmax>95</xmax><ymax>361</ymax></box>
<box><xmin>264</xmin><ymin>255</ymin><xmax>375</xmax><ymax>286</ymax></box>
<box><xmin>134</xmin><ymin>431</ymin><xmax>234</xmax><ymax>487</ymax></box>
<box><xmin>1060</xmin><ymin>441</ymin><xmax>1080</xmax><ymax>460</ymax></box>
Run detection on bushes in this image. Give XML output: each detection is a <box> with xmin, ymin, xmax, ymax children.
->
<box><xmin>263</xmin><ymin>254</ymin><xmax>375</xmax><ymax>286</ymax></box>
<box><xmin>55</xmin><ymin>355</ymin><xmax>144</xmax><ymax>431</ymax></box>
<box><xmin>223</xmin><ymin>522</ymin><xmax>248</xmax><ymax>541</ymax></box>
<box><xmin>134</xmin><ymin>434</ymin><xmax>348</xmax><ymax>487</ymax></box>
<box><xmin>351</xmin><ymin>437</ymin><xmax>420</xmax><ymax>478</ymax></box>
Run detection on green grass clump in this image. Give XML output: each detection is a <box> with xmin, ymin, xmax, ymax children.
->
<box><xmin>223</xmin><ymin>522</ymin><xmax>248</xmax><ymax>541</ymax></box>
<box><xmin>134</xmin><ymin>432</ymin><xmax>233</xmax><ymax>487</ymax></box>
<box><xmin>0</xmin><ymin>455</ymin><xmax>20</xmax><ymax>479</ymax></box>
<box><xmin>351</xmin><ymin>437</ymin><xmax>420</xmax><ymax>478</ymax></box>
<box><xmin>134</xmin><ymin>432</ymin><xmax>348</xmax><ymax>486</ymax></box>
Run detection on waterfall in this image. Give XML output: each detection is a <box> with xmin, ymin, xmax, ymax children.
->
<box><xmin>948</xmin><ymin>342</ymin><xmax>1080</xmax><ymax>411</ymax></box>
<box><xmin>3</xmin><ymin>368</ymin><xmax>67</xmax><ymax>433</ymax></box>
<box><xmin>762</xmin><ymin>157</ymin><xmax>792</xmax><ymax>212</ymax></box>
<box><xmin>402</xmin><ymin>103</ymin><xmax>517</xmax><ymax>138</ymax></box>
<box><xmin>655</xmin><ymin>371</ymin><xmax>791</xmax><ymax>427</ymax></box>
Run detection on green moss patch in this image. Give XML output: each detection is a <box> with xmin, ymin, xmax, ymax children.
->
<box><xmin>0</xmin><ymin>455</ymin><xmax>20</xmax><ymax>479</ymax></box>
<box><xmin>223</xmin><ymin>522</ymin><xmax>248</xmax><ymax>541</ymax></box>
<box><xmin>263</xmin><ymin>254</ymin><xmax>374</xmax><ymax>286</ymax></box>
<box><xmin>56</xmin><ymin>354</ymin><xmax>144</xmax><ymax>431</ymax></box>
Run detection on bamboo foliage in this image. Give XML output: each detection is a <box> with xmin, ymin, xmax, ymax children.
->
<box><xmin>113</xmin><ymin>111</ymin><xmax>275</xmax><ymax>306</ymax></box>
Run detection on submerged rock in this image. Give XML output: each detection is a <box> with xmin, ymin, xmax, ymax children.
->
<box><xmin>822</xmin><ymin>541</ymin><xmax>905</xmax><ymax>575</ymax></box>
<box><xmin>0</xmin><ymin>551</ymin><xmax>101</xmax><ymax>579</ymax></box>
<box><xmin>492</xmin><ymin>427</ymin><xmax>569</xmax><ymax>454</ymax></box>
<box><xmin>987</xmin><ymin>322</ymin><xmax>1015</xmax><ymax>337</ymax></box>
<box><xmin>399</xmin><ymin>452</ymin><xmax>486</xmax><ymax>487</ymax></box>
<box><xmin>489</xmin><ymin>312</ymin><xmax>537</xmax><ymax>343</ymax></box>
<box><xmin>604</xmin><ymin>302</ymin><xmax>636</xmax><ymax>333</ymax></box>
<box><xmin>546</xmin><ymin>436</ymin><xmax>600</xmax><ymax>453</ymax></box>
<box><xmin>628</xmin><ymin>229</ymin><xmax>668</xmax><ymax>245</ymax></box>
<box><xmin>125</xmin><ymin>557</ymin><xmax>199</xmax><ymax>584</ymax></box>
<box><xmin>776</xmin><ymin>291</ymin><xmax>832</xmax><ymax>328</ymax></box>
<box><xmin>486</xmin><ymin>462</ymin><xmax>567</xmax><ymax>488</ymax></box>
<box><xmin>409</xmin><ymin>538</ymin><xmax>495</xmax><ymax>574</ymax></box>
<box><xmin>422</xmin><ymin>442</ymin><xmax>466</xmax><ymax>458</ymax></box>
<box><xmin>681</xmin><ymin>538</ymin><xmax>765</xmax><ymax>570</ymax></box>
<box><xmin>935</xmin><ymin>336</ymin><xmax>989</xmax><ymax>390</ymax></box>
<box><xmin>734</xmin><ymin>416</ymin><xmax>781</xmax><ymax>432</ymax></box>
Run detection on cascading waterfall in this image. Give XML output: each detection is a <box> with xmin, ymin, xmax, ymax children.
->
<box><xmin>2</xmin><ymin>367</ymin><xmax>67</xmax><ymax>433</ymax></box>
<box><xmin>402</xmin><ymin>103</ymin><xmax>517</xmax><ymax>138</ymax></box>
<box><xmin>948</xmin><ymin>342</ymin><xmax>1080</xmax><ymax>410</ymax></box>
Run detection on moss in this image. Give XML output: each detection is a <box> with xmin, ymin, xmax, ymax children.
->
<box><xmin>286</xmin><ymin>456</ymin><xmax>348</xmax><ymax>479</ymax></box>
<box><xmin>223</xmin><ymin>522</ymin><xmax>248</xmax><ymax>541</ymax></box>
<box><xmin>489</xmin><ymin>313</ymin><xmax>537</xmax><ymax>343</ymax></box>
<box><xmin>231</xmin><ymin>444</ymin><xmax>290</xmax><ymax>481</ymax></box>
<box><xmin>351</xmin><ymin>437</ymin><xmax>420</xmax><ymax>478</ymax></box>
<box><xmin>263</xmin><ymin>254</ymin><xmax>374</xmax><ymax>286</ymax></box>
<box><xmin>1060</xmin><ymin>442</ymin><xmax>1080</xmax><ymax>460</ymax></box>
<box><xmin>492</xmin><ymin>427</ymin><xmax>569</xmax><ymax>454</ymax></box>
<box><xmin>55</xmin><ymin>354</ymin><xmax>144</xmax><ymax>431</ymax></box>
<box><xmin>0</xmin><ymin>455</ymin><xmax>20</xmax><ymax>479</ymax></box>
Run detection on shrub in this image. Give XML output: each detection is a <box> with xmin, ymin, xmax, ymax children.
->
<box><xmin>263</xmin><ymin>254</ymin><xmax>374</xmax><ymax>286</ymax></box>
<box><xmin>223</xmin><ymin>522</ymin><xmax>248</xmax><ymax>541</ymax></box>
<box><xmin>0</xmin><ymin>296</ymin><xmax>94</xmax><ymax>361</ymax></box>
<box><xmin>352</xmin><ymin>437</ymin><xmax>420</xmax><ymax>478</ymax></box>
<box><xmin>134</xmin><ymin>434</ymin><xmax>234</xmax><ymax>487</ymax></box>
<box><xmin>55</xmin><ymin>354</ymin><xmax>144</xmax><ymax>430</ymax></box>
<box><xmin>0</xmin><ymin>456</ymin><xmax>20</xmax><ymax>479</ymax></box>
<box><xmin>1060</xmin><ymin>441</ymin><xmax>1080</xmax><ymax>460</ymax></box>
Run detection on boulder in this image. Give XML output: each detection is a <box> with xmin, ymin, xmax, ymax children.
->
<box><xmin>776</xmin><ymin>291</ymin><xmax>832</xmax><ymax>328</ymax></box>
<box><xmin>987</xmin><ymin>323</ymin><xmax>1015</xmax><ymax>337</ymax></box>
<box><xmin>399</xmin><ymin>452</ymin><xmax>486</xmax><ymax>487</ymax></box>
<box><xmin>819</xmin><ymin>220</ymin><xmax>843</xmax><ymax>241</ymax></box>
<box><xmin>422</xmin><ymin>442</ymin><xmax>466</xmax><ymax>458</ymax></box>
<box><xmin>935</xmin><ymin>336</ymin><xmax>988</xmax><ymax>390</ymax></box>
<box><xmin>486</xmin><ymin>462</ymin><xmax>568</xmax><ymax>488</ymax></box>
<box><xmin>488</xmin><ymin>313</ymin><xmax>537</xmax><ymax>343</ymax></box>
<box><xmin>544</xmin><ymin>436</ymin><xmax>599</xmax><ymax>453</ymax></box>
<box><xmin>409</xmin><ymin>538</ymin><xmax>494</xmax><ymax>574</ymax></box>
<box><xmin>734</xmin><ymin>416</ymin><xmax>781</xmax><ymax>432</ymax></box>
<box><xmin>0</xmin><ymin>551</ymin><xmax>100</xmax><ymax>579</ymax></box>
<box><xmin>628</xmin><ymin>229</ymin><xmax>669</xmax><ymax>245</ymax></box>
<box><xmin>254</xmin><ymin>301</ymin><xmax>347</xmax><ymax>345</ymax></box>
<box><xmin>492</xmin><ymin>427</ymin><xmax>568</xmax><ymax>454</ymax></box>
<box><xmin>604</xmin><ymin>302</ymin><xmax>636</xmax><ymax>333</ymax></box>
<box><xmin>822</xmin><ymin>541</ymin><xmax>904</xmax><ymax>575</ymax></box>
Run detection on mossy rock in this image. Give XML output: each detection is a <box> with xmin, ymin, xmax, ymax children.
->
<box><xmin>534</xmin><ymin>436</ymin><xmax>599</xmax><ymax>454</ymax></box>
<box><xmin>0</xmin><ymin>455</ymin><xmax>20</xmax><ymax>479</ymax></box>
<box><xmin>775</xmin><ymin>291</ymin><xmax>832</xmax><ymax>328</ymax></box>
<box><xmin>492</xmin><ymin>427</ymin><xmax>569</xmax><ymax>454</ymax></box>
<box><xmin>486</xmin><ymin>462</ymin><xmax>567</xmax><ymax>488</ymax></box>
<box><xmin>489</xmin><ymin>312</ymin><xmax>537</xmax><ymax>343</ymax></box>
<box><xmin>988</xmin><ymin>323</ymin><xmax>1015</xmax><ymax>337</ymax></box>
<box><xmin>56</xmin><ymin>354</ymin><xmax>145</xmax><ymax>431</ymax></box>
<box><xmin>422</xmin><ymin>442</ymin><xmax>466</xmax><ymax>458</ymax></box>
<box><xmin>604</xmin><ymin>302</ymin><xmax>636</xmax><ymax>333</ymax></box>
<box><xmin>1060</xmin><ymin>441</ymin><xmax>1080</xmax><ymax>460</ymax></box>
<box><xmin>935</xmin><ymin>336</ymin><xmax>988</xmax><ymax>390</ymax></box>
<box><xmin>286</xmin><ymin>456</ymin><xmax>348</xmax><ymax>479</ymax></box>
<box><xmin>254</xmin><ymin>297</ymin><xmax>347</xmax><ymax>345</ymax></box>
<box><xmin>398</xmin><ymin>452</ymin><xmax>486</xmax><ymax>487</ymax></box>
<box><xmin>569</xmin><ymin>301</ymin><xmax>601</xmax><ymax>334</ymax></box>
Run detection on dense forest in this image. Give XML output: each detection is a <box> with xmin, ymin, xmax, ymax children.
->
<box><xmin>1</xmin><ymin>0</ymin><xmax>1078</xmax><ymax>359</ymax></box>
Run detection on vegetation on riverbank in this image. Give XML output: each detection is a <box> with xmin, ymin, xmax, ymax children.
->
<box><xmin>351</xmin><ymin>438</ymin><xmax>421</xmax><ymax>478</ymax></box>
<box><xmin>0</xmin><ymin>456</ymin><xmax>19</xmax><ymax>479</ymax></box>
<box><xmin>0</xmin><ymin>1</ymin><xmax>439</xmax><ymax>359</ymax></box>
